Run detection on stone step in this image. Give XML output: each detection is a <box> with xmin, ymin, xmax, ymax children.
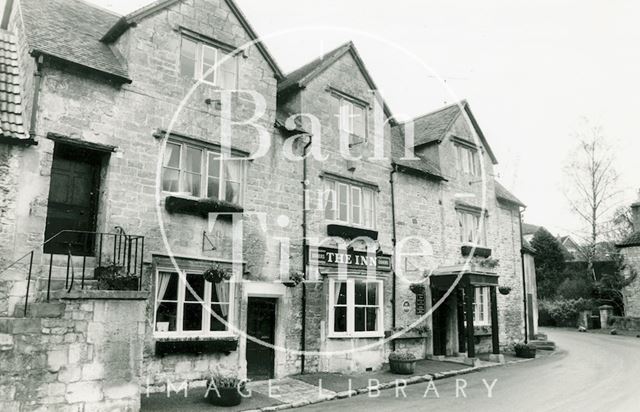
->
<box><xmin>529</xmin><ymin>340</ymin><xmax>556</xmax><ymax>350</ymax></box>
<box><xmin>533</xmin><ymin>333</ymin><xmax>547</xmax><ymax>341</ymax></box>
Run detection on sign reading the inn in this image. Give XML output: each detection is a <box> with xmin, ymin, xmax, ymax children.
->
<box><xmin>309</xmin><ymin>247</ymin><xmax>392</xmax><ymax>272</ymax></box>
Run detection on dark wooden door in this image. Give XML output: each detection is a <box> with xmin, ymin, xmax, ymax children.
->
<box><xmin>431</xmin><ymin>289</ymin><xmax>448</xmax><ymax>356</ymax></box>
<box><xmin>44</xmin><ymin>144</ymin><xmax>101</xmax><ymax>256</ymax></box>
<box><xmin>246</xmin><ymin>297</ymin><xmax>276</xmax><ymax>380</ymax></box>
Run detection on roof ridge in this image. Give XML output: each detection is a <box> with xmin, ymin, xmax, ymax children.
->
<box><xmin>400</xmin><ymin>99</ymin><xmax>467</xmax><ymax>125</ymax></box>
<box><xmin>72</xmin><ymin>0</ymin><xmax>122</xmax><ymax>18</ymax></box>
<box><xmin>282</xmin><ymin>41</ymin><xmax>352</xmax><ymax>77</ymax></box>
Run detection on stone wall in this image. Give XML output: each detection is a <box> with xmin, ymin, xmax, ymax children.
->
<box><xmin>0</xmin><ymin>293</ymin><xmax>146</xmax><ymax>412</ymax></box>
<box><xmin>621</xmin><ymin>247</ymin><xmax>640</xmax><ymax>317</ymax></box>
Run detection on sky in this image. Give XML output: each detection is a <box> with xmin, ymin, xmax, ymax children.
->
<box><xmin>53</xmin><ymin>1</ymin><xmax>640</xmax><ymax>237</ymax></box>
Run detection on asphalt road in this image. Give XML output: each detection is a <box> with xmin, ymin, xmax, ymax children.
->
<box><xmin>297</xmin><ymin>328</ymin><xmax>640</xmax><ymax>412</ymax></box>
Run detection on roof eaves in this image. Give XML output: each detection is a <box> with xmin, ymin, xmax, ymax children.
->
<box><xmin>31</xmin><ymin>49</ymin><xmax>132</xmax><ymax>84</ymax></box>
<box><xmin>462</xmin><ymin>102</ymin><xmax>498</xmax><ymax>165</ymax></box>
<box><xmin>101</xmin><ymin>0</ymin><xmax>181</xmax><ymax>43</ymax></box>
<box><xmin>392</xmin><ymin>161</ymin><xmax>448</xmax><ymax>182</ymax></box>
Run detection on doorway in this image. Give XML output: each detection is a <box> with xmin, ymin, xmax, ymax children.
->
<box><xmin>246</xmin><ymin>297</ymin><xmax>277</xmax><ymax>380</ymax></box>
<box><xmin>431</xmin><ymin>289</ymin><xmax>449</xmax><ymax>356</ymax></box>
<box><xmin>44</xmin><ymin>143</ymin><xmax>102</xmax><ymax>256</ymax></box>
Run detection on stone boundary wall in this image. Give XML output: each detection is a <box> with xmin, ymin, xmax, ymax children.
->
<box><xmin>0</xmin><ymin>292</ymin><xmax>147</xmax><ymax>412</ymax></box>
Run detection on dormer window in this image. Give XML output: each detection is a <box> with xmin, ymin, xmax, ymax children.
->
<box><xmin>455</xmin><ymin>144</ymin><xmax>480</xmax><ymax>176</ymax></box>
<box><xmin>180</xmin><ymin>36</ymin><xmax>238</xmax><ymax>89</ymax></box>
<box><xmin>337</xmin><ymin>97</ymin><xmax>367</xmax><ymax>141</ymax></box>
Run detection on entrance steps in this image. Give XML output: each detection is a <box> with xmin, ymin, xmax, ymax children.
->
<box><xmin>528</xmin><ymin>339</ymin><xmax>556</xmax><ymax>351</ymax></box>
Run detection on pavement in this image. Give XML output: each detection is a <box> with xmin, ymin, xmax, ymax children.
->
<box><xmin>142</xmin><ymin>352</ymin><xmax>537</xmax><ymax>411</ymax></box>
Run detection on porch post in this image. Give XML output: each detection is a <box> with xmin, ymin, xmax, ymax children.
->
<box><xmin>464</xmin><ymin>282</ymin><xmax>475</xmax><ymax>358</ymax></box>
<box><xmin>490</xmin><ymin>286</ymin><xmax>500</xmax><ymax>355</ymax></box>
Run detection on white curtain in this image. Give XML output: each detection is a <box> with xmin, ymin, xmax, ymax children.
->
<box><xmin>214</xmin><ymin>281</ymin><xmax>229</xmax><ymax>317</ymax></box>
<box><xmin>155</xmin><ymin>273</ymin><xmax>171</xmax><ymax>313</ymax></box>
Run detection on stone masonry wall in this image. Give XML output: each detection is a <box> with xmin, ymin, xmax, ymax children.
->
<box><xmin>621</xmin><ymin>247</ymin><xmax>640</xmax><ymax>317</ymax></box>
<box><xmin>0</xmin><ymin>295</ymin><xmax>146</xmax><ymax>412</ymax></box>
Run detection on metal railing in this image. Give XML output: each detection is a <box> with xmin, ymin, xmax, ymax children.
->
<box><xmin>0</xmin><ymin>229</ymin><xmax>145</xmax><ymax>316</ymax></box>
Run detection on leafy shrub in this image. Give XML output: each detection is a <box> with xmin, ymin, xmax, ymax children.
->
<box><xmin>207</xmin><ymin>376</ymin><xmax>245</xmax><ymax>389</ymax></box>
<box><xmin>539</xmin><ymin>298</ymin><xmax>594</xmax><ymax>327</ymax></box>
<box><xmin>94</xmin><ymin>263</ymin><xmax>138</xmax><ymax>291</ymax></box>
<box><xmin>389</xmin><ymin>351</ymin><xmax>417</xmax><ymax>361</ymax></box>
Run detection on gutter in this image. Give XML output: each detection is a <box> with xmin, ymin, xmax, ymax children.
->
<box><xmin>390</xmin><ymin>166</ymin><xmax>397</xmax><ymax>351</ymax></box>
<box><xmin>518</xmin><ymin>207</ymin><xmax>529</xmax><ymax>343</ymax></box>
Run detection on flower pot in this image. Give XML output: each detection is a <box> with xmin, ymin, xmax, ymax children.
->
<box><xmin>515</xmin><ymin>346</ymin><xmax>537</xmax><ymax>359</ymax></box>
<box><xmin>389</xmin><ymin>359</ymin><xmax>416</xmax><ymax>375</ymax></box>
<box><xmin>206</xmin><ymin>386</ymin><xmax>243</xmax><ymax>407</ymax></box>
<box><xmin>498</xmin><ymin>286</ymin><xmax>512</xmax><ymax>295</ymax></box>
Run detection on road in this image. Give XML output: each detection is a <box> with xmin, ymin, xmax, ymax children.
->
<box><xmin>297</xmin><ymin>329</ymin><xmax>640</xmax><ymax>412</ymax></box>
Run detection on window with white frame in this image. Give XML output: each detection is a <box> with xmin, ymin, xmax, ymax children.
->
<box><xmin>324</xmin><ymin>180</ymin><xmax>375</xmax><ymax>228</ymax></box>
<box><xmin>329</xmin><ymin>278</ymin><xmax>383</xmax><ymax>337</ymax></box>
<box><xmin>180</xmin><ymin>36</ymin><xmax>238</xmax><ymax>89</ymax></box>
<box><xmin>473</xmin><ymin>287</ymin><xmax>491</xmax><ymax>325</ymax></box>
<box><xmin>337</xmin><ymin>97</ymin><xmax>367</xmax><ymax>140</ymax></box>
<box><xmin>154</xmin><ymin>271</ymin><xmax>232</xmax><ymax>336</ymax></box>
<box><xmin>456</xmin><ymin>210</ymin><xmax>487</xmax><ymax>246</ymax></box>
<box><xmin>455</xmin><ymin>144</ymin><xmax>480</xmax><ymax>176</ymax></box>
<box><xmin>162</xmin><ymin>140</ymin><xmax>245</xmax><ymax>204</ymax></box>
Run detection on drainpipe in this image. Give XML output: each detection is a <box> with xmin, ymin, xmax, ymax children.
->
<box><xmin>518</xmin><ymin>207</ymin><xmax>529</xmax><ymax>343</ymax></box>
<box><xmin>29</xmin><ymin>55</ymin><xmax>44</xmax><ymax>141</ymax></box>
<box><xmin>300</xmin><ymin>135</ymin><xmax>312</xmax><ymax>374</ymax></box>
<box><xmin>390</xmin><ymin>166</ymin><xmax>397</xmax><ymax>351</ymax></box>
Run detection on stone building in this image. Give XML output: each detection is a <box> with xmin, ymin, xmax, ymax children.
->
<box><xmin>0</xmin><ymin>0</ymin><xmax>527</xmax><ymax>410</ymax></box>
<box><xmin>617</xmin><ymin>192</ymin><xmax>640</xmax><ymax>317</ymax></box>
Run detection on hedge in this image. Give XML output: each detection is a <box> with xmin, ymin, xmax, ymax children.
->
<box><xmin>538</xmin><ymin>298</ymin><xmax>595</xmax><ymax>327</ymax></box>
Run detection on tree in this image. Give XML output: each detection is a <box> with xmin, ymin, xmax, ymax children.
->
<box><xmin>531</xmin><ymin>228</ymin><xmax>566</xmax><ymax>299</ymax></box>
<box><xmin>593</xmin><ymin>253</ymin><xmax>638</xmax><ymax>316</ymax></box>
<box><xmin>563</xmin><ymin>121</ymin><xmax>620</xmax><ymax>280</ymax></box>
<box><xmin>601</xmin><ymin>206</ymin><xmax>634</xmax><ymax>244</ymax></box>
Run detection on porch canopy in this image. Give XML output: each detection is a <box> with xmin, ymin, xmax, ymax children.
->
<box><xmin>430</xmin><ymin>265</ymin><xmax>500</xmax><ymax>358</ymax></box>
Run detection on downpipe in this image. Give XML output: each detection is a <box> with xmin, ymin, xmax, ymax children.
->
<box><xmin>518</xmin><ymin>207</ymin><xmax>529</xmax><ymax>343</ymax></box>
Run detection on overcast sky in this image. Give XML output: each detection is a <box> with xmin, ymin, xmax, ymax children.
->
<box><xmin>76</xmin><ymin>1</ymin><xmax>640</xmax><ymax>237</ymax></box>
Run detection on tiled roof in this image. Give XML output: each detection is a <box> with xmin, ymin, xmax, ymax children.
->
<box><xmin>522</xmin><ymin>238</ymin><xmax>536</xmax><ymax>254</ymax></box>
<box><xmin>391</xmin><ymin>125</ymin><xmax>446</xmax><ymax>181</ymax></box>
<box><xmin>20</xmin><ymin>0</ymin><xmax>130</xmax><ymax>82</ymax></box>
<box><xmin>277</xmin><ymin>42</ymin><xmax>352</xmax><ymax>95</ymax></box>
<box><xmin>521</xmin><ymin>223</ymin><xmax>541</xmax><ymax>235</ymax></box>
<box><xmin>617</xmin><ymin>231</ymin><xmax>640</xmax><ymax>248</ymax></box>
<box><xmin>495</xmin><ymin>180</ymin><xmax>525</xmax><ymax>207</ymax></box>
<box><xmin>411</xmin><ymin>102</ymin><xmax>462</xmax><ymax>147</ymax></box>
<box><xmin>0</xmin><ymin>30</ymin><xmax>27</xmax><ymax>141</ymax></box>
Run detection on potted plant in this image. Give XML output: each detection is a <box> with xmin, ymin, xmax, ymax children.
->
<box><xmin>93</xmin><ymin>262</ymin><xmax>138</xmax><ymax>290</ymax></box>
<box><xmin>205</xmin><ymin>376</ymin><xmax>246</xmax><ymax>406</ymax></box>
<box><xmin>282</xmin><ymin>271</ymin><xmax>304</xmax><ymax>287</ymax></box>
<box><xmin>203</xmin><ymin>264</ymin><xmax>232</xmax><ymax>283</ymax></box>
<box><xmin>388</xmin><ymin>351</ymin><xmax>417</xmax><ymax>374</ymax></box>
<box><xmin>498</xmin><ymin>286</ymin><xmax>512</xmax><ymax>295</ymax></box>
<box><xmin>514</xmin><ymin>342</ymin><xmax>537</xmax><ymax>358</ymax></box>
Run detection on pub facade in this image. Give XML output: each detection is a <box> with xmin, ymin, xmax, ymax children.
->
<box><xmin>0</xmin><ymin>0</ymin><xmax>526</xmax><ymax>409</ymax></box>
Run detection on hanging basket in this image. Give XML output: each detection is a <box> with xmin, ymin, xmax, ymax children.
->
<box><xmin>203</xmin><ymin>265</ymin><xmax>232</xmax><ymax>283</ymax></box>
<box><xmin>282</xmin><ymin>271</ymin><xmax>305</xmax><ymax>287</ymax></box>
<box><xmin>498</xmin><ymin>286</ymin><xmax>512</xmax><ymax>295</ymax></box>
<box><xmin>409</xmin><ymin>283</ymin><xmax>426</xmax><ymax>294</ymax></box>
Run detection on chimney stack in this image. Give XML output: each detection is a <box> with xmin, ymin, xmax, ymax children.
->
<box><xmin>632</xmin><ymin>189</ymin><xmax>640</xmax><ymax>232</ymax></box>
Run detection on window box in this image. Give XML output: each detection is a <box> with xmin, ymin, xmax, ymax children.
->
<box><xmin>474</xmin><ymin>325</ymin><xmax>492</xmax><ymax>336</ymax></box>
<box><xmin>165</xmin><ymin>195</ymin><xmax>243</xmax><ymax>217</ymax></box>
<box><xmin>155</xmin><ymin>336</ymin><xmax>238</xmax><ymax>356</ymax></box>
<box><xmin>461</xmin><ymin>245</ymin><xmax>492</xmax><ymax>258</ymax></box>
<box><xmin>327</xmin><ymin>224</ymin><xmax>378</xmax><ymax>241</ymax></box>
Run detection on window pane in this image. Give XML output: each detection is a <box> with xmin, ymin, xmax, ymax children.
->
<box><xmin>183</xmin><ymin>173</ymin><xmax>201</xmax><ymax>197</ymax></box>
<box><xmin>155</xmin><ymin>302</ymin><xmax>177</xmax><ymax>332</ymax></box>
<box><xmin>335</xmin><ymin>282</ymin><xmax>347</xmax><ymax>305</ymax></box>
<box><xmin>207</xmin><ymin>153</ymin><xmax>221</xmax><ymax>199</ymax></box>
<box><xmin>339</xmin><ymin>100</ymin><xmax>351</xmax><ymax>132</ymax></box>
<box><xmin>324</xmin><ymin>181</ymin><xmax>335</xmax><ymax>220</ymax></box>
<box><xmin>157</xmin><ymin>272</ymin><xmax>179</xmax><ymax>301</ymax></box>
<box><xmin>183</xmin><ymin>303</ymin><xmax>203</xmax><ymax>331</ymax></box>
<box><xmin>162</xmin><ymin>169</ymin><xmax>180</xmax><ymax>192</ymax></box>
<box><xmin>210</xmin><ymin>304</ymin><xmax>229</xmax><ymax>331</ymax></box>
<box><xmin>353</xmin><ymin>105</ymin><xmax>366</xmax><ymax>137</ymax></box>
<box><xmin>354</xmin><ymin>307</ymin><xmax>365</xmax><ymax>332</ymax></box>
<box><xmin>207</xmin><ymin>178</ymin><xmax>220</xmax><ymax>200</ymax></box>
<box><xmin>225</xmin><ymin>160</ymin><xmax>242</xmax><ymax>183</ymax></box>
<box><xmin>225</xmin><ymin>182</ymin><xmax>241</xmax><ymax>204</ymax></box>
<box><xmin>202</xmin><ymin>45</ymin><xmax>216</xmax><ymax>83</ymax></box>
<box><xmin>351</xmin><ymin>187</ymin><xmax>361</xmax><ymax>225</ymax></box>
<box><xmin>367</xmin><ymin>282</ymin><xmax>377</xmax><ymax>305</ymax></box>
<box><xmin>338</xmin><ymin>184</ymin><xmax>348</xmax><ymax>221</ymax></box>
<box><xmin>164</xmin><ymin>143</ymin><xmax>181</xmax><ymax>168</ymax></box>
<box><xmin>180</xmin><ymin>37</ymin><xmax>197</xmax><ymax>78</ymax></box>
<box><xmin>363</xmin><ymin>190</ymin><xmax>373</xmax><ymax>227</ymax></box>
<box><xmin>366</xmin><ymin>307</ymin><xmax>377</xmax><ymax>331</ymax></box>
<box><xmin>208</xmin><ymin>154</ymin><xmax>220</xmax><ymax>178</ymax></box>
<box><xmin>211</xmin><ymin>282</ymin><xmax>229</xmax><ymax>303</ymax></box>
<box><xmin>334</xmin><ymin>307</ymin><xmax>347</xmax><ymax>332</ymax></box>
<box><xmin>218</xmin><ymin>51</ymin><xmax>237</xmax><ymax>89</ymax></box>
<box><xmin>185</xmin><ymin>147</ymin><xmax>202</xmax><ymax>173</ymax></box>
<box><xmin>185</xmin><ymin>273</ymin><xmax>205</xmax><ymax>302</ymax></box>
<box><xmin>354</xmin><ymin>281</ymin><xmax>366</xmax><ymax>305</ymax></box>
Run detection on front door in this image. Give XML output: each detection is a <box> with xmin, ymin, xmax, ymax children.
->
<box><xmin>246</xmin><ymin>297</ymin><xmax>276</xmax><ymax>380</ymax></box>
<box><xmin>44</xmin><ymin>143</ymin><xmax>101</xmax><ymax>256</ymax></box>
<box><xmin>431</xmin><ymin>289</ymin><xmax>448</xmax><ymax>356</ymax></box>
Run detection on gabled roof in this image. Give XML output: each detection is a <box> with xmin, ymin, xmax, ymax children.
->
<box><xmin>19</xmin><ymin>0</ymin><xmax>130</xmax><ymax>82</ymax></box>
<box><xmin>408</xmin><ymin>100</ymin><xmax>498</xmax><ymax>165</ymax></box>
<box><xmin>391</xmin><ymin>125</ymin><xmax>446</xmax><ymax>181</ymax></box>
<box><xmin>495</xmin><ymin>180</ymin><xmax>525</xmax><ymax>207</ymax></box>
<box><xmin>521</xmin><ymin>223</ymin><xmax>541</xmax><ymax>236</ymax></box>
<box><xmin>101</xmin><ymin>0</ymin><xmax>284</xmax><ymax>80</ymax></box>
<box><xmin>278</xmin><ymin>41</ymin><xmax>395</xmax><ymax>124</ymax></box>
<box><xmin>0</xmin><ymin>30</ymin><xmax>29</xmax><ymax>143</ymax></box>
